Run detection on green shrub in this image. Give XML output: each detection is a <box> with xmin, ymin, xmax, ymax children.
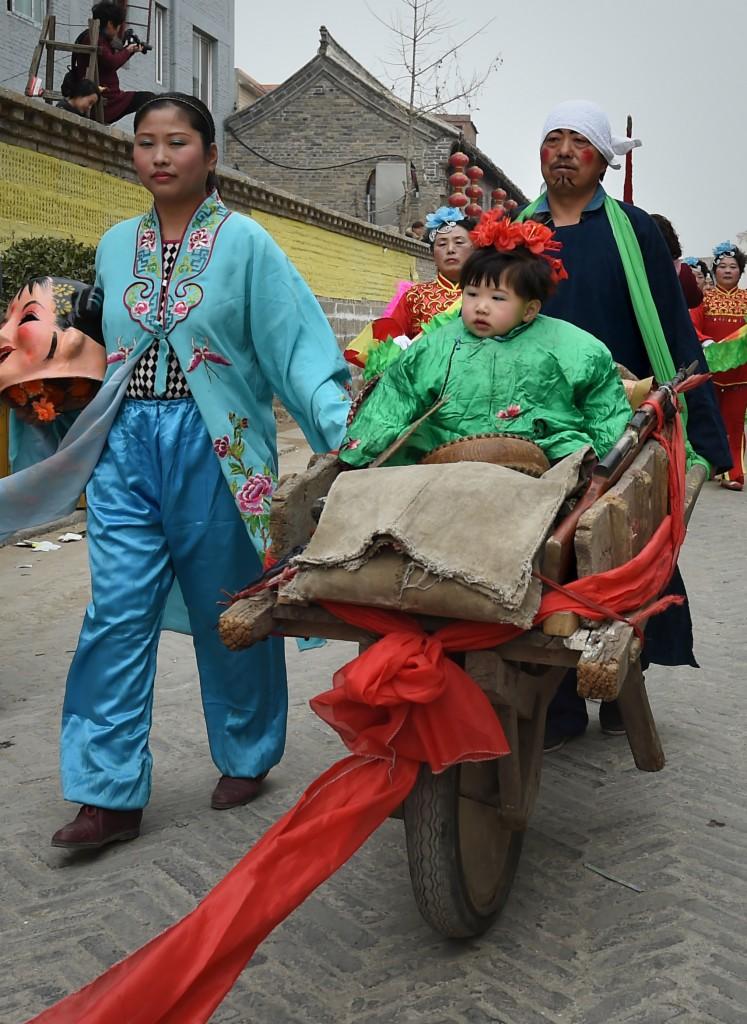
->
<box><xmin>0</xmin><ymin>236</ymin><xmax>97</xmax><ymax>306</ymax></box>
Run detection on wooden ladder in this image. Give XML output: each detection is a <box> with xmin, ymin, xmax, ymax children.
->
<box><xmin>26</xmin><ymin>15</ymin><xmax>105</xmax><ymax>123</ymax></box>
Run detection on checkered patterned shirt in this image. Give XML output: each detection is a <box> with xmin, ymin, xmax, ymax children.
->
<box><xmin>127</xmin><ymin>241</ymin><xmax>191</xmax><ymax>400</ymax></box>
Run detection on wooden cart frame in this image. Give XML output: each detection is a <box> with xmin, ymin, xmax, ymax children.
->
<box><xmin>220</xmin><ymin>445</ymin><xmax>706</xmax><ymax>938</ymax></box>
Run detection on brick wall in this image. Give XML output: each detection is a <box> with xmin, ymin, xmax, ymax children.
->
<box><xmin>225</xmin><ymin>58</ymin><xmax>522</xmax><ymax>225</ymax></box>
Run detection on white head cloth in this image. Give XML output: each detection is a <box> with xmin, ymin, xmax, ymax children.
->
<box><xmin>541</xmin><ymin>100</ymin><xmax>641</xmax><ymax>170</ymax></box>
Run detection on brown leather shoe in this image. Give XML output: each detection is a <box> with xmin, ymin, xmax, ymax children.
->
<box><xmin>211</xmin><ymin>773</ymin><xmax>267</xmax><ymax>810</ymax></box>
<box><xmin>51</xmin><ymin>805</ymin><xmax>142</xmax><ymax>850</ymax></box>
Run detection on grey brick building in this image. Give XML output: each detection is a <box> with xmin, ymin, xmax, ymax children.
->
<box><xmin>225</xmin><ymin>26</ymin><xmax>527</xmax><ymax>229</ymax></box>
<box><xmin>0</xmin><ymin>0</ymin><xmax>234</xmax><ymax>141</ymax></box>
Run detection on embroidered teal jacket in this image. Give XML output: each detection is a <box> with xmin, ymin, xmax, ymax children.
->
<box><xmin>0</xmin><ymin>194</ymin><xmax>351</xmax><ymax>555</ymax></box>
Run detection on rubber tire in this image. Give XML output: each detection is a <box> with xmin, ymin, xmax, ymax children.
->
<box><xmin>404</xmin><ymin>761</ymin><xmax>524</xmax><ymax>938</ymax></box>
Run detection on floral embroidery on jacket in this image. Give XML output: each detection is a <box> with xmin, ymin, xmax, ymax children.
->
<box><xmin>496</xmin><ymin>404</ymin><xmax>521</xmax><ymax>420</ymax></box>
<box><xmin>123</xmin><ymin>193</ymin><xmax>231</xmax><ymax>336</ymax></box>
<box><xmin>214</xmin><ymin>412</ymin><xmax>277</xmax><ymax>554</ymax></box>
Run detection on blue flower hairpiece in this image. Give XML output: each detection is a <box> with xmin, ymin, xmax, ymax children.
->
<box><xmin>683</xmin><ymin>256</ymin><xmax>699</xmax><ymax>267</ymax></box>
<box><xmin>425</xmin><ymin>206</ymin><xmax>466</xmax><ymax>232</ymax></box>
<box><xmin>713</xmin><ymin>240</ymin><xmax>736</xmax><ymax>261</ymax></box>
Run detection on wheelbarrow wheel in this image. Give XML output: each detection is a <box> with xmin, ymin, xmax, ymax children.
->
<box><xmin>404</xmin><ymin>760</ymin><xmax>523</xmax><ymax>938</ymax></box>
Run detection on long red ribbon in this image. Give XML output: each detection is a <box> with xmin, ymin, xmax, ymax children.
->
<box><xmin>28</xmin><ymin>421</ymin><xmax>687</xmax><ymax>1023</ymax></box>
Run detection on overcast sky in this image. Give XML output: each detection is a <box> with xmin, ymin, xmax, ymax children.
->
<box><xmin>236</xmin><ymin>0</ymin><xmax>746</xmax><ymax>257</ymax></box>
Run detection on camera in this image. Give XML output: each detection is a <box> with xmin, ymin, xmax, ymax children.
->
<box><xmin>121</xmin><ymin>28</ymin><xmax>152</xmax><ymax>53</ymax></box>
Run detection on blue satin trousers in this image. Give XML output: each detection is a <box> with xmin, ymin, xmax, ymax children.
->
<box><xmin>60</xmin><ymin>399</ymin><xmax>287</xmax><ymax>810</ymax></box>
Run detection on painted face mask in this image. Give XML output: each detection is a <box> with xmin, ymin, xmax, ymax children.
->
<box><xmin>0</xmin><ymin>277</ymin><xmax>106</xmax><ymax>423</ymax></box>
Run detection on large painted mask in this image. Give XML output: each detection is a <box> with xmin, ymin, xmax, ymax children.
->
<box><xmin>0</xmin><ymin>277</ymin><xmax>106</xmax><ymax>423</ymax></box>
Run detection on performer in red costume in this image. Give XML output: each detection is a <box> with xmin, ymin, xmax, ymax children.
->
<box><xmin>344</xmin><ymin>207</ymin><xmax>478</xmax><ymax>370</ymax></box>
<box><xmin>690</xmin><ymin>241</ymin><xmax>747</xmax><ymax>490</ymax></box>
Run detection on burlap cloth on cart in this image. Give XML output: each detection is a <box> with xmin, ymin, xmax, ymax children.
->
<box><xmin>289</xmin><ymin>450</ymin><xmax>589</xmax><ymax>628</ymax></box>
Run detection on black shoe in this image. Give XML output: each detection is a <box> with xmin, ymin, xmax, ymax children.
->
<box><xmin>543</xmin><ymin>728</ymin><xmax>583</xmax><ymax>753</ymax></box>
<box><xmin>599</xmin><ymin>700</ymin><xmax>626</xmax><ymax>736</ymax></box>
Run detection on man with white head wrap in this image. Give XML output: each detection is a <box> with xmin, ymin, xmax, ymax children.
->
<box><xmin>515</xmin><ymin>101</ymin><xmax>730</xmax><ymax>750</ymax></box>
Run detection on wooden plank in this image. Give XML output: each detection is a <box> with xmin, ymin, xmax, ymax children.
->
<box><xmin>269</xmin><ymin>453</ymin><xmax>341</xmax><ymax>557</ymax></box>
<box><xmin>88</xmin><ymin>20</ymin><xmax>105</xmax><ymax>123</ymax></box>
<box><xmin>575</xmin><ymin>441</ymin><xmax>668</xmax><ymax>577</ymax></box>
<box><xmin>465</xmin><ymin>651</ymin><xmax>536</xmax><ymax>721</ymax></box>
<box><xmin>45</xmin><ymin>15</ymin><xmax>56</xmax><ymax>98</ymax></box>
<box><xmin>542</xmin><ymin>611</ymin><xmax>579</xmax><ymax>638</ymax></box>
<box><xmin>27</xmin><ymin>16</ymin><xmax>50</xmax><ymax>82</ymax></box>
<box><xmin>45</xmin><ymin>41</ymin><xmax>97</xmax><ymax>52</ymax></box>
<box><xmin>575</xmin><ymin>621</ymin><xmax>639</xmax><ymax>700</ymax></box>
<box><xmin>218</xmin><ymin>590</ymin><xmax>276</xmax><ymax>650</ymax></box>
<box><xmin>616</xmin><ymin>660</ymin><xmax>665</xmax><ymax>772</ymax></box>
<box><xmin>684</xmin><ymin>463</ymin><xmax>707</xmax><ymax>527</ymax></box>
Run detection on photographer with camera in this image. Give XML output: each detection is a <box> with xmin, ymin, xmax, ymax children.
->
<box><xmin>71</xmin><ymin>2</ymin><xmax>154</xmax><ymax>125</ymax></box>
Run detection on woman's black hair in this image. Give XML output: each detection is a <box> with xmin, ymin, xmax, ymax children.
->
<box><xmin>133</xmin><ymin>92</ymin><xmax>221</xmax><ymax>194</ymax></box>
<box><xmin>459</xmin><ymin>247</ymin><xmax>554</xmax><ymax>304</ymax></box>
<box><xmin>62</xmin><ymin>77</ymin><xmax>98</xmax><ymax>99</ymax></box>
<box><xmin>651</xmin><ymin>214</ymin><xmax>682</xmax><ymax>260</ymax></box>
<box><xmin>429</xmin><ymin>217</ymin><xmax>478</xmax><ymax>248</ymax></box>
<box><xmin>92</xmin><ymin>2</ymin><xmax>125</xmax><ymax>27</ymax></box>
<box><xmin>695</xmin><ymin>259</ymin><xmax>711</xmax><ymax>281</ymax></box>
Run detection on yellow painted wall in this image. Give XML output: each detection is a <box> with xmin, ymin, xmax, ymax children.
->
<box><xmin>0</xmin><ymin>142</ymin><xmax>419</xmax><ymax>299</ymax></box>
<box><xmin>0</xmin><ymin>142</ymin><xmax>150</xmax><ymax>247</ymax></box>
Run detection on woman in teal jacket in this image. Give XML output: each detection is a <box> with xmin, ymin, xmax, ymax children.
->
<box><xmin>42</xmin><ymin>94</ymin><xmax>350</xmax><ymax>849</ymax></box>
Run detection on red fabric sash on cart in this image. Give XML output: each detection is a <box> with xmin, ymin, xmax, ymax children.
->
<box><xmin>28</xmin><ymin>413</ymin><xmax>687</xmax><ymax>1024</ymax></box>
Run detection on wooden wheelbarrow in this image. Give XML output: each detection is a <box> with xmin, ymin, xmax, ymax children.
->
<box><xmin>218</xmin><ymin>444</ymin><xmax>706</xmax><ymax>938</ymax></box>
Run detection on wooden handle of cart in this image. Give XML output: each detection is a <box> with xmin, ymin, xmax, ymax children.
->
<box><xmin>542</xmin><ymin>361</ymin><xmax>699</xmax><ymax>583</ymax></box>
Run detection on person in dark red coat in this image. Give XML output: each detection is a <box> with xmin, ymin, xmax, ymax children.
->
<box><xmin>72</xmin><ymin>2</ymin><xmax>153</xmax><ymax>125</ymax></box>
<box><xmin>650</xmin><ymin>214</ymin><xmax>703</xmax><ymax>309</ymax></box>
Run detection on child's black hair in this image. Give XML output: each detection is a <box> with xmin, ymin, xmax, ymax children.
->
<box><xmin>62</xmin><ymin>77</ymin><xmax>98</xmax><ymax>99</ymax></box>
<box><xmin>459</xmin><ymin>247</ymin><xmax>555</xmax><ymax>303</ymax></box>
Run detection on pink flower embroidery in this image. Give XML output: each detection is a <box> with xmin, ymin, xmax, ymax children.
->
<box><xmin>139</xmin><ymin>229</ymin><xmax>156</xmax><ymax>251</ymax></box>
<box><xmin>236</xmin><ymin>474</ymin><xmax>274</xmax><ymax>516</ymax></box>
<box><xmin>497</xmin><ymin>404</ymin><xmax>521</xmax><ymax>420</ymax></box>
<box><xmin>213</xmin><ymin>435</ymin><xmax>231</xmax><ymax>458</ymax></box>
<box><xmin>172</xmin><ymin>300</ymin><xmax>189</xmax><ymax>316</ymax></box>
<box><xmin>341</xmin><ymin>437</ymin><xmax>361</xmax><ymax>451</ymax></box>
<box><xmin>188</xmin><ymin>228</ymin><xmax>212</xmax><ymax>252</ymax></box>
<box><xmin>133</xmin><ymin>300</ymin><xmax>150</xmax><ymax>316</ymax></box>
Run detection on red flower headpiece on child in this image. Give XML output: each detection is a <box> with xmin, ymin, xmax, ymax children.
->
<box><xmin>469</xmin><ymin>208</ymin><xmax>569</xmax><ymax>285</ymax></box>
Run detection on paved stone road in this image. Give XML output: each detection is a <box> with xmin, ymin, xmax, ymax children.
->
<box><xmin>1</xmin><ymin>434</ymin><xmax>745</xmax><ymax>1024</ymax></box>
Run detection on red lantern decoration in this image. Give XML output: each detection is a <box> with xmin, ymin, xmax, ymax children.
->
<box><xmin>491</xmin><ymin>187</ymin><xmax>507</xmax><ymax>210</ymax></box>
<box><xmin>448</xmin><ymin>151</ymin><xmax>470</xmax><ymax>170</ymax></box>
<box><xmin>448</xmin><ymin>171</ymin><xmax>469</xmax><ymax>190</ymax></box>
<box><xmin>465</xmin><ymin>184</ymin><xmax>483</xmax><ymax>199</ymax></box>
<box><xmin>465</xmin><ymin>203</ymin><xmax>483</xmax><ymax>218</ymax></box>
<box><xmin>466</xmin><ymin>164</ymin><xmax>484</xmax><ymax>182</ymax></box>
<box><xmin>504</xmin><ymin>198</ymin><xmax>518</xmax><ymax>213</ymax></box>
<box><xmin>447</xmin><ymin>151</ymin><xmax>471</xmax><ymax>210</ymax></box>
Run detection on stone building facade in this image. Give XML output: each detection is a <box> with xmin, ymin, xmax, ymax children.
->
<box><xmin>225</xmin><ymin>26</ymin><xmax>526</xmax><ymax>229</ymax></box>
<box><xmin>0</xmin><ymin>0</ymin><xmax>235</xmax><ymax>141</ymax></box>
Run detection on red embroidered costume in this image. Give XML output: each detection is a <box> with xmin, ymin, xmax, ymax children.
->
<box><xmin>691</xmin><ymin>285</ymin><xmax>747</xmax><ymax>485</ymax></box>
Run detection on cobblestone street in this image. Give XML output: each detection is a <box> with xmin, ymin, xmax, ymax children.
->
<box><xmin>1</xmin><ymin>434</ymin><xmax>745</xmax><ymax>1024</ymax></box>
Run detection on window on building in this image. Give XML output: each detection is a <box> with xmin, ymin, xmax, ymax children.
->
<box><xmin>7</xmin><ymin>0</ymin><xmax>43</xmax><ymax>24</ymax></box>
<box><xmin>192</xmin><ymin>29</ymin><xmax>214</xmax><ymax>108</ymax></box>
<box><xmin>154</xmin><ymin>4</ymin><xmax>166</xmax><ymax>85</ymax></box>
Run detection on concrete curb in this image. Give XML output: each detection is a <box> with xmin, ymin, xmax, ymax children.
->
<box><xmin>1</xmin><ymin>510</ymin><xmax>87</xmax><ymax>547</ymax></box>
